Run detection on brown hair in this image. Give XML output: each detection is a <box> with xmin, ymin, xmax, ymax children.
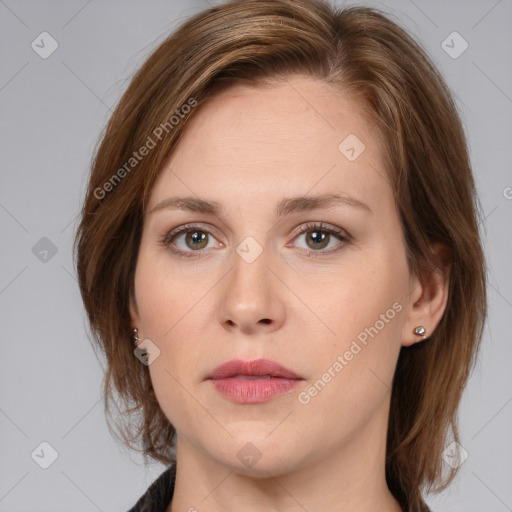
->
<box><xmin>74</xmin><ymin>1</ymin><xmax>487</xmax><ymax>510</ymax></box>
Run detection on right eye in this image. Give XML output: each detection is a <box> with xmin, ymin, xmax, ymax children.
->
<box><xmin>160</xmin><ymin>224</ymin><xmax>224</xmax><ymax>257</ymax></box>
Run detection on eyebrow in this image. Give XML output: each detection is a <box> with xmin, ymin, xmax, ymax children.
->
<box><xmin>149</xmin><ymin>192</ymin><xmax>372</xmax><ymax>217</ymax></box>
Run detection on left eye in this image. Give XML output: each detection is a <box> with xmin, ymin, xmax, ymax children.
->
<box><xmin>291</xmin><ymin>222</ymin><xmax>349</xmax><ymax>253</ymax></box>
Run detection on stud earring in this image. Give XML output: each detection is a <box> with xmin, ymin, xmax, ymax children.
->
<box><xmin>131</xmin><ymin>328</ymin><xmax>140</xmax><ymax>347</ymax></box>
<box><xmin>413</xmin><ymin>326</ymin><xmax>426</xmax><ymax>337</ymax></box>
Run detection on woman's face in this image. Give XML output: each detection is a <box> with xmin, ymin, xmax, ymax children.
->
<box><xmin>130</xmin><ymin>75</ymin><xmax>426</xmax><ymax>475</ymax></box>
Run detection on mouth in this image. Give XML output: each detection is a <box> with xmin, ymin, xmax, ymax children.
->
<box><xmin>207</xmin><ymin>358</ymin><xmax>303</xmax><ymax>381</ymax></box>
<box><xmin>207</xmin><ymin>358</ymin><xmax>304</xmax><ymax>404</ymax></box>
<box><xmin>231</xmin><ymin>375</ymin><xmax>273</xmax><ymax>379</ymax></box>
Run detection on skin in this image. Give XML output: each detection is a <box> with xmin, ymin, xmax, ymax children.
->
<box><xmin>129</xmin><ymin>74</ymin><xmax>450</xmax><ymax>512</ymax></box>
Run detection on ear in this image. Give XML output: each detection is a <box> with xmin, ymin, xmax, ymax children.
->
<box><xmin>401</xmin><ymin>241</ymin><xmax>452</xmax><ymax>347</ymax></box>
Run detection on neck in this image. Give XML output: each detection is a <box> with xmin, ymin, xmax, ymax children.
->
<box><xmin>168</xmin><ymin>399</ymin><xmax>403</xmax><ymax>512</ymax></box>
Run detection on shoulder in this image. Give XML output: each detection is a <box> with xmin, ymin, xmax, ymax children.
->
<box><xmin>126</xmin><ymin>463</ymin><xmax>176</xmax><ymax>512</ymax></box>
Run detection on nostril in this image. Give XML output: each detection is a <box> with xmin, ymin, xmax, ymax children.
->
<box><xmin>260</xmin><ymin>318</ymin><xmax>271</xmax><ymax>324</ymax></box>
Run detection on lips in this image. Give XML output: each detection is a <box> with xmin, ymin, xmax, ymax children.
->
<box><xmin>207</xmin><ymin>358</ymin><xmax>302</xmax><ymax>380</ymax></box>
<box><xmin>207</xmin><ymin>358</ymin><xmax>304</xmax><ymax>404</ymax></box>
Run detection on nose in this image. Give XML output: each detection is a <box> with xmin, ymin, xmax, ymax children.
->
<box><xmin>217</xmin><ymin>246</ymin><xmax>286</xmax><ymax>335</ymax></box>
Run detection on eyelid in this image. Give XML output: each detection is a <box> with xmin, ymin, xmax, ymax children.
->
<box><xmin>289</xmin><ymin>221</ymin><xmax>350</xmax><ymax>241</ymax></box>
<box><xmin>287</xmin><ymin>221</ymin><xmax>351</xmax><ymax>256</ymax></box>
<box><xmin>159</xmin><ymin>222</ymin><xmax>224</xmax><ymax>258</ymax></box>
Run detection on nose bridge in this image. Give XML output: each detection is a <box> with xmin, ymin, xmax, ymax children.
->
<box><xmin>218</xmin><ymin>238</ymin><xmax>286</xmax><ymax>332</ymax></box>
<box><xmin>229</xmin><ymin>240</ymin><xmax>273</xmax><ymax>308</ymax></box>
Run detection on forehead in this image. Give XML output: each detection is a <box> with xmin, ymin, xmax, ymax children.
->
<box><xmin>150</xmin><ymin>75</ymin><xmax>389</xmax><ymax>211</ymax></box>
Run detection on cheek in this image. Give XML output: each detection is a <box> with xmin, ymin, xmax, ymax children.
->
<box><xmin>300</xmin><ymin>253</ymin><xmax>407</xmax><ymax>406</ymax></box>
<box><xmin>133</xmin><ymin>245</ymin><xmax>212</xmax><ymax>417</ymax></box>
<box><xmin>134</xmin><ymin>241</ymin><xmax>193</xmax><ymax>337</ymax></box>
<box><xmin>134</xmin><ymin>277</ymin><xmax>203</xmax><ymax>433</ymax></box>
<box><xmin>305</xmin><ymin>255</ymin><xmax>407</xmax><ymax>349</ymax></box>
<box><xmin>297</xmin><ymin>298</ymin><xmax>404</xmax><ymax>436</ymax></box>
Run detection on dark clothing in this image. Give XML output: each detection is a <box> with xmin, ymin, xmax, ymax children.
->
<box><xmin>127</xmin><ymin>464</ymin><xmax>176</xmax><ymax>512</ymax></box>
<box><xmin>127</xmin><ymin>463</ymin><xmax>432</xmax><ymax>512</ymax></box>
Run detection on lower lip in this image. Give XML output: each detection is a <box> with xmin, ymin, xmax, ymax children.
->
<box><xmin>209</xmin><ymin>376</ymin><xmax>302</xmax><ymax>404</ymax></box>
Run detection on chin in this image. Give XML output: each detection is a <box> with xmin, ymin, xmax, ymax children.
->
<box><xmin>208</xmin><ymin>435</ymin><xmax>306</xmax><ymax>478</ymax></box>
<box><xmin>225</xmin><ymin>455</ymin><xmax>302</xmax><ymax>479</ymax></box>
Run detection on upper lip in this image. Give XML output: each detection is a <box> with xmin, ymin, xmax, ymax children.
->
<box><xmin>207</xmin><ymin>358</ymin><xmax>303</xmax><ymax>380</ymax></box>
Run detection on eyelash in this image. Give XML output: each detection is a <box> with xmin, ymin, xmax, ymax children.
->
<box><xmin>159</xmin><ymin>221</ymin><xmax>351</xmax><ymax>259</ymax></box>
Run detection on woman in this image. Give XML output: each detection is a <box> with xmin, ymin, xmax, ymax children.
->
<box><xmin>74</xmin><ymin>1</ymin><xmax>487</xmax><ymax>511</ymax></box>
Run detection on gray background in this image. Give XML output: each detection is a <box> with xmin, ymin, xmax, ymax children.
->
<box><xmin>0</xmin><ymin>0</ymin><xmax>511</xmax><ymax>510</ymax></box>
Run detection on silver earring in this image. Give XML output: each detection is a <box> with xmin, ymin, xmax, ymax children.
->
<box><xmin>131</xmin><ymin>328</ymin><xmax>140</xmax><ymax>346</ymax></box>
<box><xmin>413</xmin><ymin>326</ymin><xmax>426</xmax><ymax>336</ymax></box>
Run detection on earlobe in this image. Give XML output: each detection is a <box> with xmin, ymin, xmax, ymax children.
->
<box><xmin>412</xmin><ymin>325</ymin><xmax>427</xmax><ymax>337</ymax></box>
<box><xmin>402</xmin><ymin>241</ymin><xmax>452</xmax><ymax>347</ymax></box>
<box><xmin>131</xmin><ymin>328</ymin><xmax>141</xmax><ymax>348</ymax></box>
